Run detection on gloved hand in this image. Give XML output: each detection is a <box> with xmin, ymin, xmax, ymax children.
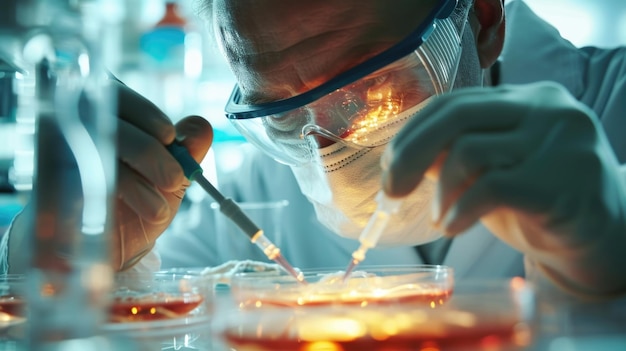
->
<box><xmin>113</xmin><ymin>79</ymin><xmax>213</xmax><ymax>271</ymax></box>
<box><xmin>382</xmin><ymin>82</ymin><xmax>626</xmax><ymax>297</ymax></box>
<box><xmin>5</xmin><ymin>79</ymin><xmax>213</xmax><ymax>274</ymax></box>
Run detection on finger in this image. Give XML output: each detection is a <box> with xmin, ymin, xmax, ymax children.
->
<box><xmin>440</xmin><ymin>163</ymin><xmax>555</xmax><ymax>238</ymax></box>
<box><xmin>113</xmin><ymin>202</ymin><xmax>157</xmax><ymax>271</ymax></box>
<box><xmin>438</xmin><ymin>169</ymin><xmax>515</xmax><ymax>236</ymax></box>
<box><xmin>384</xmin><ymin>87</ymin><xmax>523</xmax><ymax>197</ymax></box>
<box><xmin>117</xmin><ymin>163</ymin><xmax>171</xmax><ymax>225</ymax></box>
<box><xmin>424</xmin><ymin>152</ymin><xmax>447</xmax><ymax>181</ymax></box>
<box><xmin>437</xmin><ymin>108</ymin><xmax>583</xmax><ymax>235</ymax></box>
<box><xmin>118</xmin><ymin>119</ymin><xmax>186</xmax><ymax>192</ymax></box>
<box><xmin>175</xmin><ymin>115</ymin><xmax>214</xmax><ymax>162</ymax></box>
<box><xmin>114</xmin><ymin>79</ymin><xmax>176</xmax><ymax>144</ymax></box>
<box><xmin>434</xmin><ymin>132</ymin><xmax>526</xmax><ymax>223</ymax></box>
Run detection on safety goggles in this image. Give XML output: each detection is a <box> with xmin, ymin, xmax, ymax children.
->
<box><xmin>225</xmin><ymin>0</ymin><xmax>463</xmax><ymax>167</ymax></box>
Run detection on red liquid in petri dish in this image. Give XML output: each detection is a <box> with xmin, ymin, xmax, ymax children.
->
<box><xmin>109</xmin><ymin>294</ymin><xmax>204</xmax><ymax>322</ymax></box>
<box><xmin>224</xmin><ymin>327</ymin><xmax>525</xmax><ymax>351</ymax></box>
<box><xmin>0</xmin><ymin>294</ymin><xmax>205</xmax><ymax>323</ymax></box>
<box><xmin>222</xmin><ymin>313</ymin><xmax>531</xmax><ymax>351</ymax></box>
<box><xmin>0</xmin><ymin>296</ymin><xmax>26</xmax><ymax>318</ymax></box>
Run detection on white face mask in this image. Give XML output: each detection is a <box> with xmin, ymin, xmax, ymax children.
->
<box><xmin>290</xmin><ymin>98</ymin><xmax>443</xmax><ymax>246</ymax></box>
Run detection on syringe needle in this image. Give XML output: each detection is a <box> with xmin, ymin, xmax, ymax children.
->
<box><xmin>342</xmin><ymin>191</ymin><xmax>402</xmax><ymax>282</ymax></box>
<box><xmin>166</xmin><ymin>142</ymin><xmax>306</xmax><ymax>284</ymax></box>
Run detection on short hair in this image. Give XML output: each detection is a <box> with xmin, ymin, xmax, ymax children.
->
<box><xmin>196</xmin><ymin>0</ymin><xmax>477</xmax><ymax>60</ymax></box>
<box><xmin>196</xmin><ymin>0</ymin><xmax>474</xmax><ymax>18</ymax></box>
<box><xmin>195</xmin><ymin>0</ymin><xmax>475</xmax><ymax>40</ymax></box>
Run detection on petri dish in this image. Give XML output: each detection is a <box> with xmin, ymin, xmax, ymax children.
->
<box><xmin>100</xmin><ymin>270</ymin><xmax>217</xmax><ymax>350</ymax></box>
<box><xmin>0</xmin><ymin>275</ymin><xmax>26</xmax><ymax>330</ymax></box>
<box><xmin>215</xmin><ymin>277</ymin><xmax>536</xmax><ymax>351</ymax></box>
<box><xmin>101</xmin><ymin>270</ymin><xmax>214</xmax><ymax>335</ymax></box>
<box><xmin>230</xmin><ymin>264</ymin><xmax>454</xmax><ymax>308</ymax></box>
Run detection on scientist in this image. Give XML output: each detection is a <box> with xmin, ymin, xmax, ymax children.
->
<box><xmin>3</xmin><ymin>0</ymin><xmax>626</xmax><ymax>299</ymax></box>
<box><xmin>158</xmin><ymin>0</ymin><xmax>626</xmax><ymax>298</ymax></box>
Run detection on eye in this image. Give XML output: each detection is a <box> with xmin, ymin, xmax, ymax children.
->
<box><xmin>265</xmin><ymin>108</ymin><xmax>310</xmax><ymax>133</ymax></box>
<box><xmin>371</xmin><ymin>73</ymin><xmax>389</xmax><ymax>86</ymax></box>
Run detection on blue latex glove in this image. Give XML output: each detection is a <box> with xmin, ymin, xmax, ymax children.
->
<box><xmin>382</xmin><ymin>82</ymin><xmax>626</xmax><ymax>297</ymax></box>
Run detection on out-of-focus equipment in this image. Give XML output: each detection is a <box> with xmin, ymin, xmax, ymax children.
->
<box><xmin>1</xmin><ymin>0</ymin><xmax>123</xmax><ymax>349</ymax></box>
<box><xmin>137</xmin><ymin>0</ymin><xmax>203</xmax><ymax>120</ymax></box>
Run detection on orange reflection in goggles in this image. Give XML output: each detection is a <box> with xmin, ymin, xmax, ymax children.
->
<box><xmin>295</xmin><ymin>56</ymin><xmax>431</xmax><ymax>148</ymax></box>
<box><xmin>342</xmin><ymin>83</ymin><xmax>403</xmax><ymax>144</ymax></box>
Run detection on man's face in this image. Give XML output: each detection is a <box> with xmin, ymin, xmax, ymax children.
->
<box><xmin>212</xmin><ymin>0</ymin><xmax>466</xmax><ymax>104</ymax></box>
<box><xmin>209</xmin><ymin>0</ymin><xmax>504</xmax><ymax>240</ymax></box>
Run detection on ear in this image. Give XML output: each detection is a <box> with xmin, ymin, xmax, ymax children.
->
<box><xmin>473</xmin><ymin>0</ymin><xmax>505</xmax><ymax>68</ymax></box>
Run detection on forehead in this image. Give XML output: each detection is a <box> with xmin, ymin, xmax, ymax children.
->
<box><xmin>213</xmin><ymin>0</ymin><xmax>442</xmax><ymax>102</ymax></box>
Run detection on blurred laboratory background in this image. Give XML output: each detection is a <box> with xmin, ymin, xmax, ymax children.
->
<box><xmin>109</xmin><ymin>0</ymin><xmax>626</xmax><ymax>177</ymax></box>
<box><xmin>520</xmin><ymin>0</ymin><xmax>626</xmax><ymax>48</ymax></box>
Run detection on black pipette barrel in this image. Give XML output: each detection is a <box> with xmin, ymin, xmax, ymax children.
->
<box><xmin>167</xmin><ymin>142</ymin><xmax>261</xmax><ymax>238</ymax></box>
<box><xmin>166</xmin><ymin>142</ymin><xmax>305</xmax><ymax>283</ymax></box>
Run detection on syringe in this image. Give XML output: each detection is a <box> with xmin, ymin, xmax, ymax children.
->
<box><xmin>342</xmin><ymin>191</ymin><xmax>403</xmax><ymax>281</ymax></box>
<box><xmin>166</xmin><ymin>142</ymin><xmax>306</xmax><ymax>284</ymax></box>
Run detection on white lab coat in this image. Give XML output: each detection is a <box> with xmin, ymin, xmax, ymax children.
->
<box><xmin>155</xmin><ymin>0</ymin><xmax>626</xmax><ymax>281</ymax></box>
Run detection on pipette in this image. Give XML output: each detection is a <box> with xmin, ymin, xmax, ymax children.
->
<box><xmin>342</xmin><ymin>191</ymin><xmax>403</xmax><ymax>281</ymax></box>
<box><xmin>166</xmin><ymin>142</ymin><xmax>306</xmax><ymax>284</ymax></box>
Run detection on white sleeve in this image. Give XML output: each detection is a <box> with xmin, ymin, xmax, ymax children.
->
<box><xmin>0</xmin><ymin>209</ymin><xmax>25</xmax><ymax>275</ymax></box>
<box><xmin>0</xmin><ymin>227</ymin><xmax>9</xmax><ymax>275</ymax></box>
<box><xmin>0</xmin><ymin>219</ymin><xmax>163</xmax><ymax>275</ymax></box>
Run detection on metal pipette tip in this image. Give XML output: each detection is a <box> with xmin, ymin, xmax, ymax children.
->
<box><xmin>166</xmin><ymin>142</ymin><xmax>306</xmax><ymax>284</ymax></box>
<box><xmin>342</xmin><ymin>244</ymin><xmax>367</xmax><ymax>282</ymax></box>
<box><xmin>342</xmin><ymin>258</ymin><xmax>360</xmax><ymax>282</ymax></box>
<box><xmin>250</xmin><ymin>230</ymin><xmax>306</xmax><ymax>284</ymax></box>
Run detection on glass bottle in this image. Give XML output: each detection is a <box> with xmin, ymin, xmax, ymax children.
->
<box><xmin>138</xmin><ymin>0</ymin><xmax>203</xmax><ymax>121</ymax></box>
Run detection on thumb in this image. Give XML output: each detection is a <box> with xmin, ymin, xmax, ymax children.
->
<box><xmin>175</xmin><ymin>115</ymin><xmax>214</xmax><ymax>162</ymax></box>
